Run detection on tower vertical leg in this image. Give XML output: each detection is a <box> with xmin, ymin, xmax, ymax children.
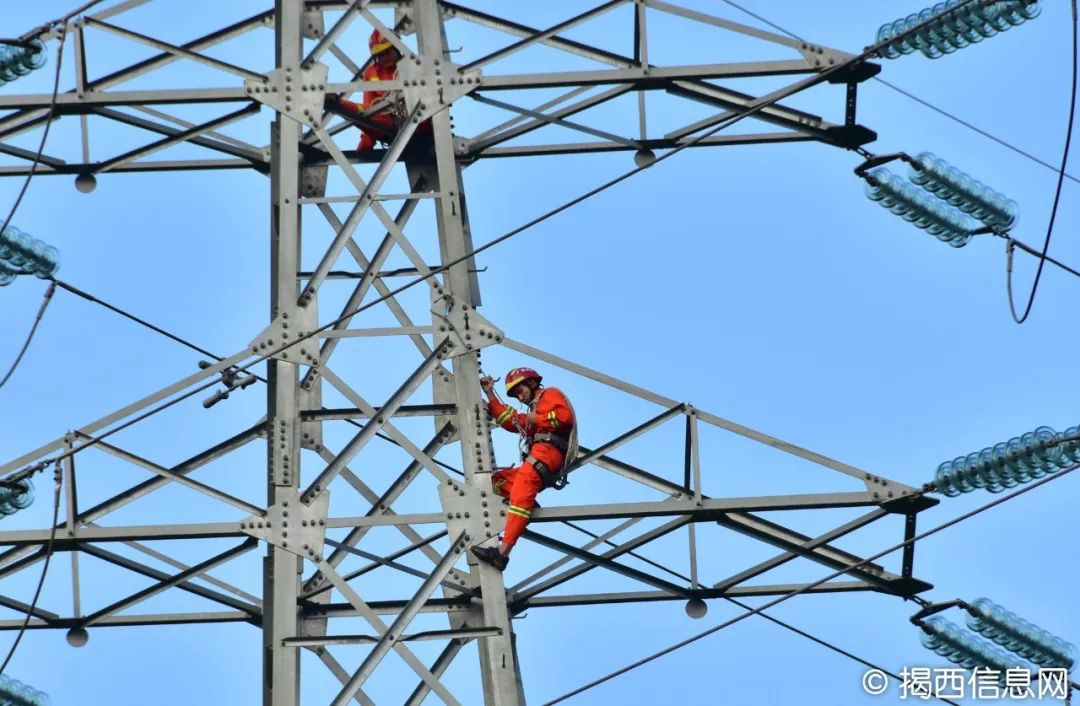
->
<box><xmin>410</xmin><ymin>2</ymin><xmax>524</xmax><ymax>703</ymax></box>
<box><xmin>265</xmin><ymin>2</ymin><xmax>303</xmax><ymax>705</ymax></box>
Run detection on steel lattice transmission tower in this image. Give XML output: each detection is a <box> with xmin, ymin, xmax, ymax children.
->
<box><xmin>0</xmin><ymin>2</ymin><xmax>936</xmax><ymax>704</ymax></box>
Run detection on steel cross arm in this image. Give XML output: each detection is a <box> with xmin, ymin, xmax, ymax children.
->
<box><xmin>85</xmin><ymin>0</ymin><xmax>156</xmax><ymax>26</ymax></box>
<box><xmin>714</xmin><ymin>512</ymin><xmax>914</xmax><ymax>595</ymax></box>
<box><xmin>0</xmin><ymin>522</ymin><xmax>243</xmax><ymax>546</ymax></box>
<box><xmin>712</xmin><ymin>508</ymin><xmax>889</xmax><ymax>592</ymax></box>
<box><xmin>91</xmin><ymin>104</ymin><xmax>267</xmax><ymax>168</ymax></box>
<box><xmin>0</xmin><ymin>140</ymin><xmax>66</xmax><ymax>167</ymax></box>
<box><xmin>508</xmin><ymin>516</ymin><xmax>645</xmax><ymax>595</ymax></box>
<box><xmin>86</xmin><ymin>10</ymin><xmax>273</xmax><ymax>92</ymax></box>
<box><xmin>478</xmin><ymin>60</ymin><xmax>827</xmax><ymax>91</ymax></box>
<box><xmin>643</xmin><ymin>0</ymin><xmax>810</xmax><ymax>50</ymax></box>
<box><xmin>501</xmin><ymin>337</ymin><xmax>909</xmax><ymax>489</ymax></box>
<box><xmin>0</xmin><ymin>422</ymin><xmax>263</xmax><ymax>574</ymax></box>
<box><xmin>0</xmin><ymin>158</ymin><xmax>257</xmax><ymax>176</ymax></box>
<box><xmin>569</xmin><ymin>404</ymin><xmax>687</xmax><ymax>472</ymax></box>
<box><xmin>469</xmin><ymin>93</ymin><xmax>641</xmax><ymax>150</ymax></box>
<box><xmin>78</xmin><ymin>543</ymin><xmax>261</xmax><ymax>617</ymax></box>
<box><xmin>0</xmin><ymin>610</ymin><xmax>253</xmax><ymax>630</ymax></box>
<box><xmin>520</xmin><ymin>582</ymin><xmax>876</xmax><ymax>609</ymax></box>
<box><xmin>314</xmin><ymin>560</ymin><xmax>464</xmax><ymax>706</ymax></box>
<box><xmin>119</xmin><ymin>536</ymin><xmax>261</xmax><ymax>606</ymax></box>
<box><xmin>529</xmin><ymin>493</ymin><xmax>883</xmax><ymax>523</ymax></box>
<box><xmin>0</xmin><ymin>594</ymin><xmax>59</xmax><ymax>623</ymax></box>
<box><xmin>460</xmin><ymin>0</ymin><xmax>630</xmax><ymax>72</ymax></box>
<box><xmin>0</xmin><ymin>10</ymin><xmax>273</xmax><ymax>140</ymax></box>
<box><xmin>510</xmin><ymin>516</ymin><xmax>690</xmax><ymax>605</ymax></box>
<box><xmin>332</xmin><ymin>531</ymin><xmax>468</xmax><ymax>706</ymax></box>
<box><xmin>448</xmin><ymin>4</ymin><xmax>864</xmax><ymax>152</ymax></box>
<box><xmin>578</xmin><ymin>450</ymin><xmax>912</xmax><ymax>589</ymax></box>
<box><xmin>134</xmin><ymin>104</ymin><xmax>265</xmax><ymax>152</ymax></box>
<box><xmin>665</xmin><ymin>80</ymin><xmax>839</xmax><ymax>141</ymax></box>
<box><xmin>304</xmin><ymin>423</ymin><xmax>455</xmax><ymax>595</ymax></box>
<box><xmin>580</xmin><ymin>452</ymin><xmax>928</xmax><ymax>594</ymax></box>
<box><xmin>78</xmin><ymin>538</ymin><xmax>259</xmax><ymax>627</ymax></box>
<box><xmin>308</xmin><ymin>363</ymin><xmax>453</xmax><ymax>501</ymax></box>
<box><xmin>0</xmin><ymin>88</ymin><xmax>251</xmax><ymax>111</ymax></box>
<box><xmin>468</xmin><ymin>132</ymin><xmax>813</xmax><ymax>159</ymax></box>
<box><xmin>579</xmin><ymin>450</ymin><xmax>692</xmax><ymax>498</ymax></box>
<box><xmin>73</xmin><ymin>422</ymin><xmax>264</xmax><ymax>527</ymax></box>
<box><xmin>0</xmin><ymin>548</ymin><xmax>48</xmax><ymax>581</ymax></box>
<box><xmin>468</xmin><ymin>84</ymin><xmax>596</xmax><ymax>146</ymax></box>
<box><xmin>0</xmin><ymin>349</ymin><xmax>252</xmax><ymax>474</ymax></box>
<box><xmin>83</xmin><ymin>16</ymin><xmax>265</xmax><ymax>82</ymax></box>
<box><xmin>521</xmin><ymin>528</ymin><xmax>693</xmax><ymax>600</ymax></box>
<box><xmin>79</xmin><ymin>437</ymin><xmax>265</xmax><ymax>517</ymax></box>
<box><xmin>440</xmin><ymin>2</ymin><xmax>634</xmax><ymax>69</ymax></box>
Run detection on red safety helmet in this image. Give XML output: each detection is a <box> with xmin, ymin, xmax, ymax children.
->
<box><xmin>368</xmin><ymin>29</ymin><xmax>395</xmax><ymax>56</ymax></box>
<box><xmin>504</xmin><ymin>367</ymin><xmax>541</xmax><ymax>396</ymax></box>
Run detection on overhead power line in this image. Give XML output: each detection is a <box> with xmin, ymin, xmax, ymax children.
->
<box><xmin>53</xmin><ymin>279</ymin><xmax>226</xmax><ymax>363</ymax></box>
<box><xmin>873</xmin><ymin>76</ymin><xmax>1080</xmax><ymax>186</ymax></box>
<box><xmin>0</xmin><ymin>464</ymin><xmax>61</xmax><ymax>677</ymax></box>
<box><xmin>1007</xmin><ymin>0</ymin><xmax>1078</xmax><ymax>323</ymax></box>
<box><xmin>0</xmin><ymin>281</ymin><xmax>55</xmax><ymax>391</ymax></box>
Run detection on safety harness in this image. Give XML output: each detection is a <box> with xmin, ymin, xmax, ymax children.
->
<box><xmin>526</xmin><ymin>432</ymin><xmax>570</xmax><ymax>490</ymax></box>
<box><xmin>521</xmin><ymin>388</ymin><xmax>579</xmax><ymax>491</ymax></box>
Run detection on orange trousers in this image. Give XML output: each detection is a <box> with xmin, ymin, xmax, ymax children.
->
<box><xmin>492</xmin><ymin>462</ymin><xmax>544</xmax><ymax>548</ymax></box>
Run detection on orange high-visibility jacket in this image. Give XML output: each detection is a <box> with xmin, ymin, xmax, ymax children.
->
<box><xmin>487</xmin><ymin>387</ymin><xmax>574</xmax><ymax>472</ymax></box>
<box><xmin>338</xmin><ymin>62</ymin><xmax>398</xmax><ymax>144</ymax></box>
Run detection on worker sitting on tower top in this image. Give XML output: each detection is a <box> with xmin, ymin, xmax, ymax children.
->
<box><xmin>325</xmin><ymin>28</ymin><xmax>432</xmax><ymax>153</ymax></box>
<box><xmin>472</xmin><ymin>367</ymin><xmax>578</xmax><ymax>571</ymax></box>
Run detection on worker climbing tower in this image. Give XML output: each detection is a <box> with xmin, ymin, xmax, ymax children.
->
<box><xmin>0</xmin><ymin>2</ymin><xmax>940</xmax><ymax>704</ymax></box>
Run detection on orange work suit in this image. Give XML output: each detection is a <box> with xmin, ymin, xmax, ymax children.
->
<box><xmin>338</xmin><ymin>63</ymin><xmax>433</xmax><ymax>152</ymax></box>
<box><xmin>338</xmin><ymin>62</ymin><xmax>398</xmax><ymax>151</ymax></box>
<box><xmin>487</xmin><ymin>386</ymin><xmax>575</xmax><ymax>548</ymax></box>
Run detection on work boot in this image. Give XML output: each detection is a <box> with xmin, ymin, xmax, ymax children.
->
<box><xmin>471</xmin><ymin>545</ymin><xmax>509</xmax><ymax>571</ymax></box>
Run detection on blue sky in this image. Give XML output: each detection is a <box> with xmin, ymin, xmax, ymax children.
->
<box><xmin>0</xmin><ymin>1</ymin><xmax>1077</xmax><ymax>704</ymax></box>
